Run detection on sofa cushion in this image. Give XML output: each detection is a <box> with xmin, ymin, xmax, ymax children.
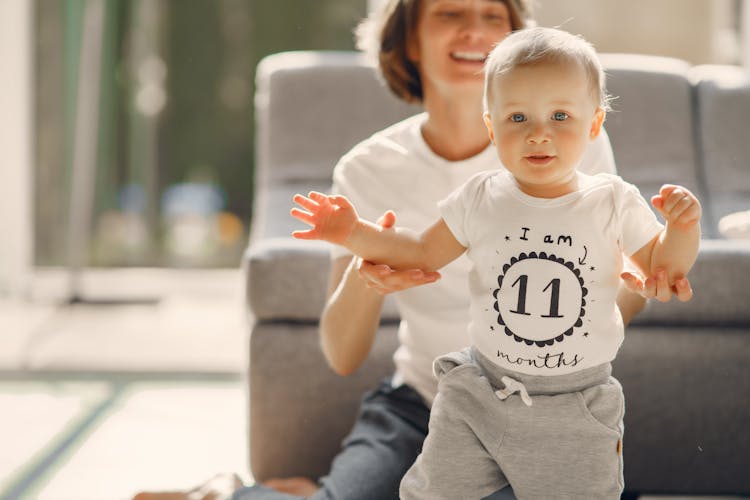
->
<box><xmin>245</xmin><ymin>237</ymin><xmax>399</xmax><ymax>322</ymax></box>
<box><xmin>630</xmin><ymin>239</ymin><xmax>750</xmax><ymax>326</ymax></box>
<box><xmin>689</xmin><ymin>64</ymin><xmax>750</xmax><ymax>237</ymax></box>
<box><xmin>254</xmin><ymin>51</ymin><xmax>421</xmax><ymax>189</ymax></box>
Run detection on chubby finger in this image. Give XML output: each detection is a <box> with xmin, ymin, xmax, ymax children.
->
<box><xmin>673</xmin><ymin>202</ymin><xmax>702</xmax><ymax>228</ymax></box>
<box><xmin>653</xmin><ymin>185</ymin><xmax>686</xmax><ymax>215</ymax></box>
<box><xmin>307</xmin><ymin>191</ymin><xmax>329</xmax><ymax>203</ymax></box>
<box><xmin>292</xmin><ymin>229</ymin><xmax>319</xmax><ymax>240</ymax></box>
<box><xmin>662</xmin><ymin>191</ymin><xmax>699</xmax><ymax>226</ymax></box>
<box><xmin>376</xmin><ymin>210</ymin><xmax>397</xmax><ymax>229</ymax></box>
<box><xmin>673</xmin><ymin>276</ymin><xmax>694</xmax><ymax>302</ymax></box>
<box><xmin>620</xmin><ymin>272</ymin><xmax>645</xmax><ymax>294</ymax></box>
<box><xmin>641</xmin><ymin>275</ymin><xmax>658</xmax><ymax>300</ymax></box>
<box><xmin>651</xmin><ymin>194</ymin><xmax>664</xmax><ymax>214</ymax></box>
<box><xmin>662</xmin><ymin>190</ymin><xmax>691</xmax><ymax>216</ymax></box>
<box><xmin>290</xmin><ymin>207</ymin><xmax>315</xmax><ymax>225</ymax></box>
<box><xmin>293</xmin><ymin>193</ymin><xmax>319</xmax><ymax>211</ymax></box>
<box><xmin>658</xmin><ymin>184</ymin><xmax>681</xmax><ymax>199</ymax></box>
<box><xmin>328</xmin><ymin>195</ymin><xmax>355</xmax><ymax>211</ymax></box>
<box><xmin>653</xmin><ymin>269</ymin><xmax>672</xmax><ymax>302</ymax></box>
<box><xmin>673</xmin><ymin>197</ymin><xmax>698</xmax><ymax>220</ymax></box>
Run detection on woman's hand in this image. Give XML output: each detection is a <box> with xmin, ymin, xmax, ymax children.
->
<box><xmin>620</xmin><ymin>268</ymin><xmax>693</xmax><ymax>303</ymax></box>
<box><xmin>357</xmin><ymin>210</ymin><xmax>441</xmax><ymax>295</ymax></box>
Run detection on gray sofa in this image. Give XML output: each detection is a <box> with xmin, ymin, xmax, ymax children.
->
<box><xmin>244</xmin><ymin>50</ymin><xmax>750</xmax><ymax>497</ymax></box>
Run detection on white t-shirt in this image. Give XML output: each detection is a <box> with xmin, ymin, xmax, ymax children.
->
<box><xmin>440</xmin><ymin>170</ymin><xmax>663</xmax><ymax>376</ymax></box>
<box><xmin>332</xmin><ymin>113</ymin><xmax>617</xmax><ymax>403</ymax></box>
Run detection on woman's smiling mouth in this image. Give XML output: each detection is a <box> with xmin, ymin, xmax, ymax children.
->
<box><xmin>450</xmin><ymin>51</ymin><xmax>487</xmax><ymax>62</ymax></box>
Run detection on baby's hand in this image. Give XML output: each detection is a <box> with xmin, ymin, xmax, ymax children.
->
<box><xmin>290</xmin><ymin>191</ymin><xmax>359</xmax><ymax>245</ymax></box>
<box><xmin>651</xmin><ymin>184</ymin><xmax>702</xmax><ymax>230</ymax></box>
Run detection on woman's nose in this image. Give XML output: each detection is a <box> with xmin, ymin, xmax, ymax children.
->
<box><xmin>458</xmin><ymin>11</ymin><xmax>485</xmax><ymax>40</ymax></box>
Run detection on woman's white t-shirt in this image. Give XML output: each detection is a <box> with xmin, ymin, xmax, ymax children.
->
<box><xmin>331</xmin><ymin>113</ymin><xmax>617</xmax><ymax>404</ymax></box>
<box><xmin>439</xmin><ymin>170</ymin><xmax>663</xmax><ymax>376</ymax></box>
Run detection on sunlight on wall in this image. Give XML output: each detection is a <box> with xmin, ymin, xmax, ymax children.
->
<box><xmin>533</xmin><ymin>0</ymin><xmax>740</xmax><ymax>65</ymax></box>
<box><xmin>0</xmin><ymin>0</ymin><xmax>33</xmax><ymax>297</ymax></box>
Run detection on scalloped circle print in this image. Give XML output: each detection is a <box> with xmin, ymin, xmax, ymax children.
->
<box><xmin>493</xmin><ymin>251</ymin><xmax>586</xmax><ymax>347</ymax></box>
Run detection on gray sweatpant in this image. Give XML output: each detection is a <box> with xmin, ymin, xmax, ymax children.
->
<box><xmin>400</xmin><ymin>347</ymin><xmax>625</xmax><ymax>500</ymax></box>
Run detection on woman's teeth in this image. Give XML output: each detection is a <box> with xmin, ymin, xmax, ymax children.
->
<box><xmin>451</xmin><ymin>51</ymin><xmax>486</xmax><ymax>62</ymax></box>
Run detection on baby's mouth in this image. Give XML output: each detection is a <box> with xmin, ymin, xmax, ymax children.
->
<box><xmin>525</xmin><ymin>155</ymin><xmax>556</xmax><ymax>165</ymax></box>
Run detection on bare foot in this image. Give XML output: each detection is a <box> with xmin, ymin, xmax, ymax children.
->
<box><xmin>132</xmin><ymin>473</ymin><xmax>243</xmax><ymax>500</ymax></box>
<box><xmin>262</xmin><ymin>476</ymin><xmax>320</xmax><ymax>497</ymax></box>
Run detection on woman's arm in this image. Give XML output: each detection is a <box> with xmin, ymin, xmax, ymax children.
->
<box><xmin>318</xmin><ymin>211</ymin><xmax>441</xmax><ymax>376</ymax></box>
<box><xmin>319</xmin><ymin>255</ymin><xmax>387</xmax><ymax>376</ymax></box>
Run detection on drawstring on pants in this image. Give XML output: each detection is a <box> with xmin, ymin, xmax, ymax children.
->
<box><xmin>495</xmin><ymin>375</ymin><xmax>533</xmax><ymax>406</ymax></box>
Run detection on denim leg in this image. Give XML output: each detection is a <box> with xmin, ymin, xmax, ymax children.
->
<box><xmin>231</xmin><ymin>484</ymin><xmax>303</xmax><ymax>500</ymax></box>
<box><xmin>313</xmin><ymin>379</ymin><xmax>430</xmax><ymax>500</ymax></box>
<box><xmin>234</xmin><ymin>379</ymin><xmax>430</xmax><ymax>500</ymax></box>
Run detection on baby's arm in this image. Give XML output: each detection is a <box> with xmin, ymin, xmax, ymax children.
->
<box><xmin>629</xmin><ymin>184</ymin><xmax>702</xmax><ymax>284</ymax></box>
<box><xmin>291</xmin><ymin>191</ymin><xmax>466</xmax><ymax>271</ymax></box>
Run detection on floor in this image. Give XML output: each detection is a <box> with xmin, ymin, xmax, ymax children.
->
<box><xmin>1</xmin><ymin>268</ymin><xmax>252</xmax><ymax>500</ymax></box>
<box><xmin>0</xmin><ymin>268</ymin><xmax>746</xmax><ymax>500</ymax></box>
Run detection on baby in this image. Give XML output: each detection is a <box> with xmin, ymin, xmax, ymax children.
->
<box><xmin>291</xmin><ymin>27</ymin><xmax>701</xmax><ymax>499</ymax></box>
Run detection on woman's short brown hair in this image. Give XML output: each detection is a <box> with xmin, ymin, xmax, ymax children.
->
<box><xmin>355</xmin><ymin>0</ymin><xmax>533</xmax><ymax>104</ymax></box>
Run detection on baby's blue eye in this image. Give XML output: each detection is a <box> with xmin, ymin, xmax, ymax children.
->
<box><xmin>510</xmin><ymin>113</ymin><xmax>526</xmax><ymax>123</ymax></box>
<box><xmin>552</xmin><ymin>111</ymin><xmax>568</xmax><ymax>121</ymax></box>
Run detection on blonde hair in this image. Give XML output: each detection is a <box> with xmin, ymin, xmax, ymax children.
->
<box><xmin>483</xmin><ymin>27</ymin><xmax>611</xmax><ymax>112</ymax></box>
<box><xmin>356</xmin><ymin>0</ymin><xmax>534</xmax><ymax>104</ymax></box>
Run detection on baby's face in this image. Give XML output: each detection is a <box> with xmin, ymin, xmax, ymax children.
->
<box><xmin>484</xmin><ymin>60</ymin><xmax>604</xmax><ymax>198</ymax></box>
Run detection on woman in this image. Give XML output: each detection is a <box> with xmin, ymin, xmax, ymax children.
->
<box><xmin>136</xmin><ymin>1</ymin><xmax>692</xmax><ymax>499</ymax></box>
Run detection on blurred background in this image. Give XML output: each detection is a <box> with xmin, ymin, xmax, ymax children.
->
<box><xmin>1</xmin><ymin>0</ymin><xmax>749</xmax><ymax>499</ymax></box>
<box><xmin>2</xmin><ymin>0</ymin><xmax>748</xmax><ymax>283</ymax></box>
<box><xmin>30</xmin><ymin>0</ymin><xmax>370</xmax><ymax>272</ymax></box>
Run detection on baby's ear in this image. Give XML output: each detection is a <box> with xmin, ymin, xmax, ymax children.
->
<box><xmin>483</xmin><ymin>113</ymin><xmax>496</xmax><ymax>144</ymax></box>
<box><xmin>589</xmin><ymin>108</ymin><xmax>606</xmax><ymax>140</ymax></box>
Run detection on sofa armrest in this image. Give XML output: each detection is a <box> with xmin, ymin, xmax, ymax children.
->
<box><xmin>631</xmin><ymin>239</ymin><xmax>750</xmax><ymax>326</ymax></box>
<box><xmin>249</xmin><ymin>322</ymin><xmax>399</xmax><ymax>482</ymax></box>
<box><xmin>244</xmin><ymin>237</ymin><xmax>400</xmax><ymax>322</ymax></box>
<box><xmin>245</xmin><ymin>238</ymin><xmax>330</xmax><ymax>321</ymax></box>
